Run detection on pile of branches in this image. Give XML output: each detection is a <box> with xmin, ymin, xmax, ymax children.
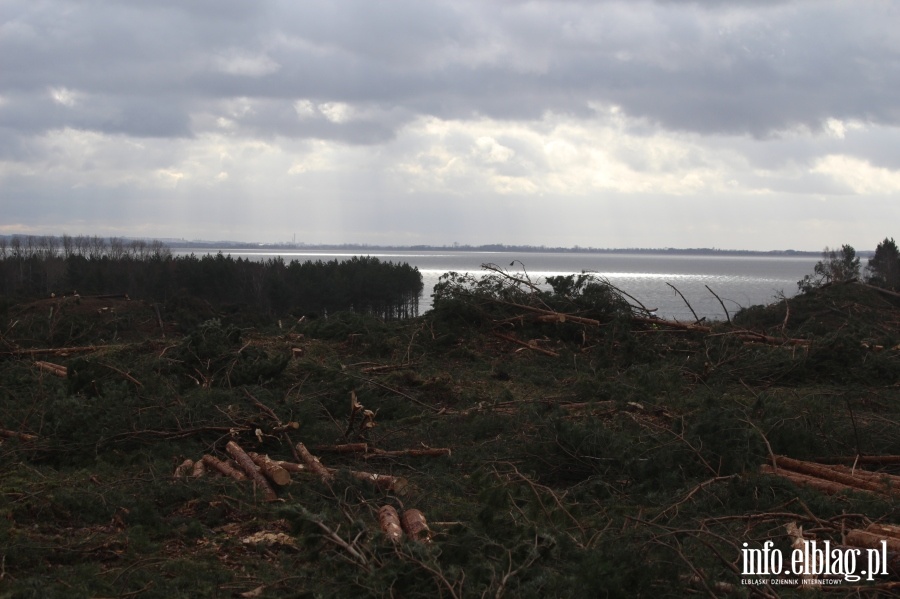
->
<box><xmin>431</xmin><ymin>263</ymin><xmax>810</xmax><ymax>355</ymax></box>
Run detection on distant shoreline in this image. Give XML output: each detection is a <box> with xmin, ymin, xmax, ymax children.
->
<box><xmin>169</xmin><ymin>241</ymin><xmax>827</xmax><ymax>257</ymax></box>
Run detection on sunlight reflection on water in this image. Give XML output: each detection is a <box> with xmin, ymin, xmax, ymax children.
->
<box><xmin>173</xmin><ymin>249</ymin><xmax>819</xmax><ymax>322</ymax></box>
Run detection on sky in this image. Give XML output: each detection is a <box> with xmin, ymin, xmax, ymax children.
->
<box><xmin>2</xmin><ymin>0</ymin><xmax>899</xmax><ymax>251</ymax></box>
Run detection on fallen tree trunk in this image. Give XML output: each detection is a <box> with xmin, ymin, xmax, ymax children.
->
<box><xmin>314</xmin><ymin>443</ymin><xmax>370</xmax><ymax>454</ymax></box>
<box><xmin>368</xmin><ymin>447</ymin><xmax>451</xmax><ymax>458</ymax></box>
<box><xmin>273</xmin><ymin>458</ymin><xmax>404</xmax><ymax>492</ymax></box>
<box><xmin>846</xmin><ymin>529</ymin><xmax>900</xmax><ymax>553</ymax></box>
<box><xmin>247</xmin><ymin>452</ymin><xmax>292</xmax><ymax>486</ymax></box>
<box><xmin>0</xmin><ymin>428</ymin><xmax>39</xmax><ymax>442</ymax></box>
<box><xmin>2</xmin><ymin>344</ymin><xmax>124</xmax><ymax>357</ymax></box>
<box><xmin>829</xmin><ymin>464</ymin><xmax>900</xmax><ymax>491</ymax></box>
<box><xmin>313</xmin><ymin>443</ymin><xmax>451</xmax><ymax>459</ymax></box>
<box><xmin>201</xmin><ymin>454</ymin><xmax>247</xmax><ymax>481</ymax></box>
<box><xmin>360</xmin><ymin>362</ymin><xmax>420</xmax><ymax>374</ymax></box>
<box><xmin>226</xmin><ymin>441</ymin><xmax>278</xmax><ymax>501</ymax></box>
<box><xmin>295</xmin><ymin>442</ymin><xmax>334</xmax><ymax>481</ymax></box>
<box><xmin>34</xmin><ymin>361</ymin><xmax>67</xmax><ymax>377</ymax></box>
<box><xmin>760</xmin><ymin>464</ymin><xmax>863</xmax><ymax>495</ymax></box>
<box><xmin>272</xmin><ymin>460</ymin><xmax>307</xmax><ymax>474</ymax></box>
<box><xmin>814</xmin><ymin>455</ymin><xmax>900</xmax><ymax>466</ymax></box>
<box><xmin>865</xmin><ymin>524</ymin><xmax>900</xmax><ymax>540</ymax></box>
<box><xmin>771</xmin><ymin>455</ymin><xmax>900</xmax><ymax>497</ymax></box>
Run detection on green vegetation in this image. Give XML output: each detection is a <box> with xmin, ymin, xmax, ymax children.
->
<box><xmin>1</xmin><ymin>250</ymin><xmax>900</xmax><ymax>597</ymax></box>
<box><xmin>797</xmin><ymin>244</ymin><xmax>861</xmax><ymax>292</ymax></box>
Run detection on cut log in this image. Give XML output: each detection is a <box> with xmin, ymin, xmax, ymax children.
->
<box><xmin>313</xmin><ymin>443</ymin><xmax>451</xmax><ymax>458</ymax></box>
<box><xmin>191</xmin><ymin>459</ymin><xmax>207</xmax><ymax>478</ymax></box>
<box><xmin>378</xmin><ymin>506</ymin><xmax>404</xmax><ymax>543</ymax></box>
<box><xmin>772</xmin><ymin>456</ymin><xmax>900</xmax><ymax>497</ymax></box>
<box><xmin>400</xmin><ymin>509</ymin><xmax>431</xmax><ymax>543</ymax></box>
<box><xmin>760</xmin><ymin>464</ymin><xmax>863</xmax><ymax>495</ymax></box>
<box><xmin>0</xmin><ymin>428</ymin><xmax>39</xmax><ymax>442</ymax></box>
<box><xmin>829</xmin><ymin>464</ymin><xmax>900</xmax><ymax>490</ymax></box>
<box><xmin>866</xmin><ymin>523</ymin><xmax>900</xmax><ymax>540</ymax></box>
<box><xmin>360</xmin><ymin>363</ymin><xmax>419</xmax><ymax>374</ymax></box>
<box><xmin>226</xmin><ymin>441</ymin><xmax>278</xmax><ymax>501</ymax></box>
<box><xmin>34</xmin><ymin>361</ymin><xmax>67</xmax><ymax>377</ymax></box>
<box><xmin>846</xmin><ymin>529</ymin><xmax>900</xmax><ymax>553</ymax></box>
<box><xmin>2</xmin><ymin>345</ymin><xmax>123</xmax><ymax>357</ymax></box>
<box><xmin>814</xmin><ymin>455</ymin><xmax>900</xmax><ymax>466</ymax></box>
<box><xmin>365</xmin><ymin>447</ymin><xmax>452</xmax><ymax>459</ymax></box>
<box><xmin>201</xmin><ymin>454</ymin><xmax>247</xmax><ymax>481</ymax></box>
<box><xmin>272</xmin><ymin>459</ymin><xmax>404</xmax><ymax>492</ymax></box>
<box><xmin>295</xmin><ymin>442</ymin><xmax>334</xmax><ymax>481</ymax></box>
<box><xmin>272</xmin><ymin>460</ymin><xmax>308</xmax><ymax>474</ymax></box>
<box><xmin>315</xmin><ymin>442</ymin><xmax>371</xmax><ymax>454</ymax></box>
<box><xmin>173</xmin><ymin>458</ymin><xmax>194</xmax><ymax>478</ymax></box>
<box><xmin>247</xmin><ymin>452</ymin><xmax>292</xmax><ymax>486</ymax></box>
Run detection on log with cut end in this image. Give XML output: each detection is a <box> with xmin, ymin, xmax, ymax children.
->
<box><xmin>378</xmin><ymin>506</ymin><xmax>404</xmax><ymax>543</ymax></box>
<box><xmin>226</xmin><ymin>441</ymin><xmax>278</xmax><ymax>501</ymax></box>
<box><xmin>272</xmin><ymin>460</ymin><xmax>307</xmax><ymax>474</ymax></box>
<box><xmin>400</xmin><ymin>509</ymin><xmax>431</xmax><ymax>542</ymax></box>
<box><xmin>247</xmin><ymin>452</ymin><xmax>292</xmax><ymax>486</ymax></box>
<box><xmin>272</xmin><ymin>459</ymin><xmax>404</xmax><ymax>493</ymax></box>
<box><xmin>201</xmin><ymin>454</ymin><xmax>247</xmax><ymax>481</ymax></box>
<box><xmin>173</xmin><ymin>458</ymin><xmax>194</xmax><ymax>478</ymax></box>
<box><xmin>295</xmin><ymin>442</ymin><xmax>334</xmax><ymax>481</ymax></box>
<box><xmin>191</xmin><ymin>459</ymin><xmax>207</xmax><ymax>478</ymax></box>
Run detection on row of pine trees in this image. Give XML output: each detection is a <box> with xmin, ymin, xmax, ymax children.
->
<box><xmin>0</xmin><ymin>235</ymin><xmax>422</xmax><ymax>320</ymax></box>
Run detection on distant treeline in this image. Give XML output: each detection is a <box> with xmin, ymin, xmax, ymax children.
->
<box><xmin>168</xmin><ymin>240</ymin><xmax>826</xmax><ymax>257</ymax></box>
<box><xmin>0</xmin><ymin>235</ymin><xmax>423</xmax><ymax>319</ymax></box>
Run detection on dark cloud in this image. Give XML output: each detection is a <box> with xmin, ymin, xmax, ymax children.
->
<box><xmin>2</xmin><ymin>0</ymin><xmax>899</xmax><ymax>250</ymax></box>
<box><xmin>3</xmin><ymin>0</ymin><xmax>896</xmax><ymax>142</ymax></box>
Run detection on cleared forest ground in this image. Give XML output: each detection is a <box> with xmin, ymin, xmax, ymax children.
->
<box><xmin>2</xmin><ymin>271</ymin><xmax>900</xmax><ymax>597</ymax></box>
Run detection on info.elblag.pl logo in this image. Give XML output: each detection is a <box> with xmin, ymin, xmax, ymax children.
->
<box><xmin>741</xmin><ymin>540</ymin><xmax>889</xmax><ymax>586</ymax></box>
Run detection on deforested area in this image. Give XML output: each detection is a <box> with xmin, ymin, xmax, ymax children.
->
<box><xmin>2</xmin><ymin>249</ymin><xmax>900</xmax><ymax>597</ymax></box>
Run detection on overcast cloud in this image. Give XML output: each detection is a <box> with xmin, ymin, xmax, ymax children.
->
<box><xmin>2</xmin><ymin>0</ymin><xmax>899</xmax><ymax>250</ymax></box>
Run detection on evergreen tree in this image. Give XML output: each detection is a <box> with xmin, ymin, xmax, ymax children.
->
<box><xmin>798</xmin><ymin>244</ymin><xmax>860</xmax><ymax>292</ymax></box>
<box><xmin>866</xmin><ymin>237</ymin><xmax>900</xmax><ymax>290</ymax></box>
